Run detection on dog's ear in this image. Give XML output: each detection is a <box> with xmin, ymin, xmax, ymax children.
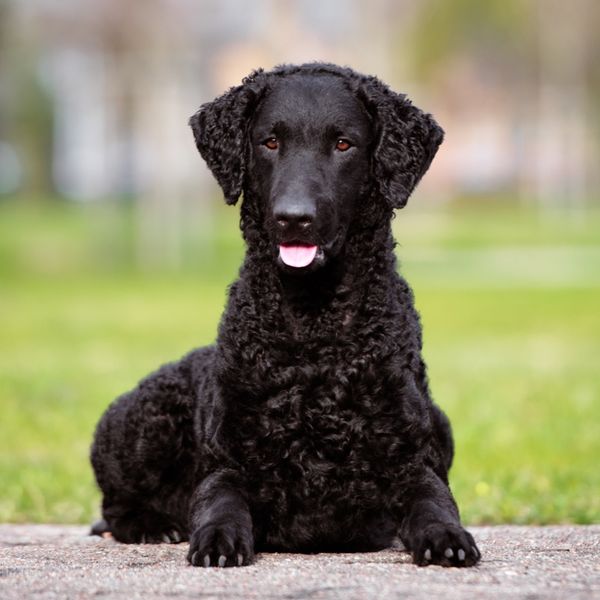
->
<box><xmin>189</xmin><ymin>80</ymin><xmax>262</xmax><ymax>205</ymax></box>
<box><xmin>359</xmin><ymin>79</ymin><xmax>444</xmax><ymax>209</ymax></box>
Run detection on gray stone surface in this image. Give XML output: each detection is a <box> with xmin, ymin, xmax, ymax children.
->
<box><xmin>0</xmin><ymin>524</ymin><xmax>598</xmax><ymax>599</ymax></box>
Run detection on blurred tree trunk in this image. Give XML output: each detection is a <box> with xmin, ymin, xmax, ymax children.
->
<box><xmin>534</xmin><ymin>0</ymin><xmax>592</xmax><ymax>209</ymax></box>
<box><xmin>14</xmin><ymin>68</ymin><xmax>55</xmax><ymax>198</ymax></box>
<box><xmin>1</xmin><ymin>1</ymin><xmax>55</xmax><ymax>199</ymax></box>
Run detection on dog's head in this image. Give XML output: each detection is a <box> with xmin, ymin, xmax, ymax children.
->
<box><xmin>190</xmin><ymin>64</ymin><xmax>443</xmax><ymax>273</ymax></box>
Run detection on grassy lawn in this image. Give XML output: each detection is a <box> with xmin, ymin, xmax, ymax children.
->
<box><xmin>0</xmin><ymin>199</ymin><xmax>598</xmax><ymax>525</ymax></box>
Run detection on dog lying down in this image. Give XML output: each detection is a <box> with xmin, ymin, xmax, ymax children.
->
<box><xmin>91</xmin><ymin>63</ymin><xmax>481</xmax><ymax>568</ymax></box>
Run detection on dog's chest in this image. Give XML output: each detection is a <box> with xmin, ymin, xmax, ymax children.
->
<box><xmin>228</xmin><ymin>358</ymin><xmax>418</xmax><ymax>509</ymax></box>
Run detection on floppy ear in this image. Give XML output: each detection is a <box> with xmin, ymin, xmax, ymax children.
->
<box><xmin>189</xmin><ymin>81</ymin><xmax>261</xmax><ymax>205</ymax></box>
<box><xmin>359</xmin><ymin>79</ymin><xmax>444</xmax><ymax>209</ymax></box>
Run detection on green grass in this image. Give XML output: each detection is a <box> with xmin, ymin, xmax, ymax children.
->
<box><xmin>0</xmin><ymin>199</ymin><xmax>598</xmax><ymax>525</ymax></box>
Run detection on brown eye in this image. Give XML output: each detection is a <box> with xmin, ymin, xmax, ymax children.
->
<box><xmin>264</xmin><ymin>137</ymin><xmax>279</xmax><ymax>150</ymax></box>
<box><xmin>336</xmin><ymin>139</ymin><xmax>351</xmax><ymax>152</ymax></box>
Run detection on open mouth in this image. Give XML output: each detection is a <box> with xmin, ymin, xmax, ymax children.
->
<box><xmin>278</xmin><ymin>244</ymin><xmax>319</xmax><ymax>268</ymax></box>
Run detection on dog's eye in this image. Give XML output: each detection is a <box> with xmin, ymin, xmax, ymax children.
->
<box><xmin>263</xmin><ymin>137</ymin><xmax>279</xmax><ymax>150</ymax></box>
<box><xmin>335</xmin><ymin>139</ymin><xmax>352</xmax><ymax>152</ymax></box>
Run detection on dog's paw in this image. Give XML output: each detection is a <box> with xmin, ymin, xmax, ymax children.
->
<box><xmin>139</xmin><ymin>528</ymin><xmax>185</xmax><ymax>544</ymax></box>
<box><xmin>187</xmin><ymin>519</ymin><xmax>254</xmax><ymax>567</ymax></box>
<box><xmin>411</xmin><ymin>523</ymin><xmax>480</xmax><ymax>567</ymax></box>
<box><xmin>108</xmin><ymin>511</ymin><xmax>187</xmax><ymax>544</ymax></box>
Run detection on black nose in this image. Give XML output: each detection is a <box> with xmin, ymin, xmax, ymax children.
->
<box><xmin>273</xmin><ymin>197</ymin><xmax>316</xmax><ymax>231</ymax></box>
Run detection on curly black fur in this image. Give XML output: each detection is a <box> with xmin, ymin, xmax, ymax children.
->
<box><xmin>91</xmin><ymin>63</ymin><xmax>481</xmax><ymax>568</ymax></box>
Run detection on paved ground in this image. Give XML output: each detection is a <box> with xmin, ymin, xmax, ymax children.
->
<box><xmin>0</xmin><ymin>524</ymin><xmax>598</xmax><ymax>599</ymax></box>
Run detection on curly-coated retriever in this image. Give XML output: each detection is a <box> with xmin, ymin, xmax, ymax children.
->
<box><xmin>91</xmin><ymin>63</ymin><xmax>481</xmax><ymax>568</ymax></box>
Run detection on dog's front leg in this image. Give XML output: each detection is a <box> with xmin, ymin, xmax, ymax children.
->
<box><xmin>399</xmin><ymin>468</ymin><xmax>481</xmax><ymax>567</ymax></box>
<box><xmin>187</xmin><ymin>468</ymin><xmax>254</xmax><ymax>567</ymax></box>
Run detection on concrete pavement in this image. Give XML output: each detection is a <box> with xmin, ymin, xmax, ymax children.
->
<box><xmin>0</xmin><ymin>524</ymin><xmax>598</xmax><ymax>599</ymax></box>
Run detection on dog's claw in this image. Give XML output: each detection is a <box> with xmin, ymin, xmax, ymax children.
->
<box><xmin>458</xmin><ymin>548</ymin><xmax>466</xmax><ymax>561</ymax></box>
<box><xmin>170</xmin><ymin>530</ymin><xmax>181</xmax><ymax>543</ymax></box>
<box><xmin>237</xmin><ymin>553</ymin><xmax>243</xmax><ymax>567</ymax></box>
<box><xmin>203</xmin><ymin>554</ymin><xmax>211</xmax><ymax>568</ymax></box>
<box><xmin>218</xmin><ymin>555</ymin><xmax>226</xmax><ymax>567</ymax></box>
<box><xmin>161</xmin><ymin>533</ymin><xmax>171</xmax><ymax>543</ymax></box>
<box><xmin>444</xmin><ymin>548</ymin><xmax>454</xmax><ymax>559</ymax></box>
<box><xmin>424</xmin><ymin>548</ymin><xmax>432</xmax><ymax>561</ymax></box>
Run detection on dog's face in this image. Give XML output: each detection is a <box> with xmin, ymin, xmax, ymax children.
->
<box><xmin>190</xmin><ymin>64</ymin><xmax>444</xmax><ymax>274</ymax></box>
<box><xmin>249</xmin><ymin>75</ymin><xmax>373</xmax><ymax>272</ymax></box>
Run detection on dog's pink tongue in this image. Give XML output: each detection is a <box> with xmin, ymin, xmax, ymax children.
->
<box><xmin>279</xmin><ymin>244</ymin><xmax>318</xmax><ymax>268</ymax></box>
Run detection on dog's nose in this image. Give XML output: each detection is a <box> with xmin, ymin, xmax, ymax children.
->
<box><xmin>273</xmin><ymin>198</ymin><xmax>316</xmax><ymax>231</ymax></box>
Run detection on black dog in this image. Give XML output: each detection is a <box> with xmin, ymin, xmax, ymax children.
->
<box><xmin>91</xmin><ymin>63</ymin><xmax>481</xmax><ymax>568</ymax></box>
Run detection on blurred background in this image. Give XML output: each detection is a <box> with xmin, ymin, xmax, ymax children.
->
<box><xmin>0</xmin><ymin>0</ymin><xmax>598</xmax><ymax>525</ymax></box>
